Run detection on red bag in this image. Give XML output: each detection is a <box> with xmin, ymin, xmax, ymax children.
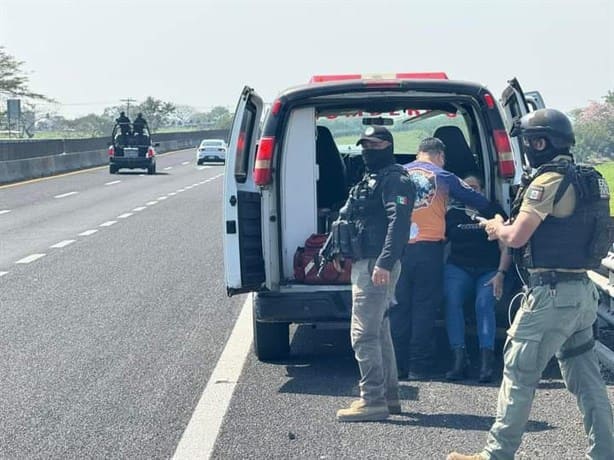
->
<box><xmin>293</xmin><ymin>233</ymin><xmax>352</xmax><ymax>284</ymax></box>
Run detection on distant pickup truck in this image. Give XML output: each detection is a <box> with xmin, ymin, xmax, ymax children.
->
<box><xmin>108</xmin><ymin>122</ymin><xmax>159</xmax><ymax>174</ymax></box>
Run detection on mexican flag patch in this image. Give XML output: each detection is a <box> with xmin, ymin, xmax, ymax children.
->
<box><xmin>527</xmin><ymin>185</ymin><xmax>544</xmax><ymax>201</ymax></box>
<box><xmin>396</xmin><ymin>195</ymin><xmax>408</xmax><ymax>205</ymax></box>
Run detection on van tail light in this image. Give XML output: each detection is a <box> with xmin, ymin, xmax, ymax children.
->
<box><xmin>493</xmin><ymin>130</ymin><xmax>515</xmax><ymax>178</ymax></box>
<box><xmin>483</xmin><ymin>92</ymin><xmax>495</xmax><ymax>109</ymax></box>
<box><xmin>254</xmin><ymin>136</ymin><xmax>275</xmax><ymax>186</ymax></box>
<box><xmin>108</xmin><ymin>146</ymin><xmax>115</xmax><ymax>157</ymax></box>
<box><xmin>146</xmin><ymin>147</ymin><xmax>155</xmax><ymax>158</ymax></box>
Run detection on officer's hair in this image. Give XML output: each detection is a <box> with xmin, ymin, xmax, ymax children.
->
<box><xmin>418</xmin><ymin>137</ymin><xmax>446</xmax><ymax>155</ymax></box>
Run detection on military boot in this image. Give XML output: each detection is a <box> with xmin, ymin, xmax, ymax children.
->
<box><xmin>337</xmin><ymin>399</ymin><xmax>389</xmax><ymax>422</ymax></box>
<box><xmin>445</xmin><ymin>347</ymin><xmax>469</xmax><ymax>381</ymax></box>
<box><xmin>478</xmin><ymin>348</ymin><xmax>494</xmax><ymax>383</ymax></box>
<box><xmin>350</xmin><ymin>398</ymin><xmax>401</xmax><ymax>415</ymax></box>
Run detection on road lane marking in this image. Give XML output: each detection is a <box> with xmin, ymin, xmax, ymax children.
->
<box><xmin>0</xmin><ymin>271</ymin><xmax>8</xmax><ymax>277</ymax></box>
<box><xmin>173</xmin><ymin>296</ymin><xmax>253</xmax><ymax>460</ymax></box>
<box><xmin>105</xmin><ymin>180</ymin><xmax>121</xmax><ymax>186</ymax></box>
<box><xmin>146</xmin><ymin>201</ymin><xmax>158</xmax><ymax>206</ymax></box>
<box><xmin>168</xmin><ymin>192</ymin><xmax>177</xmax><ymax>196</ymax></box>
<box><xmin>132</xmin><ymin>207</ymin><xmax>147</xmax><ymax>212</ymax></box>
<box><xmin>157</xmin><ymin>196</ymin><xmax>168</xmax><ymax>200</ymax></box>
<box><xmin>16</xmin><ymin>254</ymin><xmax>46</xmax><ymax>264</ymax></box>
<box><xmin>50</xmin><ymin>240</ymin><xmax>76</xmax><ymax>249</ymax></box>
<box><xmin>197</xmin><ymin>166</ymin><xmax>212</xmax><ymax>170</ymax></box>
<box><xmin>164</xmin><ymin>167</ymin><xmax>173</xmax><ymax>170</ymax></box>
<box><xmin>176</xmin><ymin>189</ymin><xmax>186</xmax><ymax>193</ymax></box>
<box><xmin>54</xmin><ymin>191</ymin><xmax>78</xmax><ymax>199</ymax></box>
<box><xmin>0</xmin><ymin>210</ymin><xmax>11</xmax><ymax>215</ymax></box>
<box><xmin>100</xmin><ymin>220</ymin><xmax>117</xmax><ymax>227</ymax></box>
<box><xmin>79</xmin><ymin>229</ymin><xmax>98</xmax><ymax>236</ymax></box>
<box><xmin>117</xmin><ymin>213</ymin><xmax>133</xmax><ymax>219</ymax></box>
<box><xmin>182</xmin><ymin>161</ymin><xmax>190</xmax><ymax>165</ymax></box>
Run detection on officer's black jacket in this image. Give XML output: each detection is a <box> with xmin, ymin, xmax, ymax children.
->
<box><xmin>355</xmin><ymin>164</ymin><xmax>415</xmax><ymax>271</ymax></box>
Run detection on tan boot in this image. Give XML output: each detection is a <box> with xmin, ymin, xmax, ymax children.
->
<box><xmin>337</xmin><ymin>399</ymin><xmax>389</xmax><ymax>422</ymax></box>
<box><xmin>350</xmin><ymin>398</ymin><xmax>401</xmax><ymax>415</ymax></box>
<box><xmin>446</xmin><ymin>452</ymin><xmax>486</xmax><ymax>460</ymax></box>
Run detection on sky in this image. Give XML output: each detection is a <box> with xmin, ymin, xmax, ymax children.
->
<box><xmin>1</xmin><ymin>0</ymin><xmax>612</xmax><ymax>119</ymax></box>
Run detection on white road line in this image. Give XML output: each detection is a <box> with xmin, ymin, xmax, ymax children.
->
<box><xmin>0</xmin><ymin>271</ymin><xmax>8</xmax><ymax>277</ymax></box>
<box><xmin>79</xmin><ymin>229</ymin><xmax>98</xmax><ymax>236</ymax></box>
<box><xmin>164</xmin><ymin>167</ymin><xmax>173</xmax><ymax>170</ymax></box>
<box><xmin>50</xmin><ymin>240</ymin><xmax>76</xmax><ymax>249</ymax></box>
<box><xmin>117</xmin><ymin>213</ymin><xmax>133</xmax><ymax>219</ymax></box>
<box><xmin>100</xmin><ymin>220</ymin><xmax>117</xmax><ymax>227</ymax></box>
<box><xmin>157</xmin><ymin>196</ymin><xmax>168</xmax><ymax>200</ymax></box>
<box><xmin>146</xmin><ymin>201</ymin><xmax>158</xmax><ymax>206</ymax></box>
<box><xmin>54</xmin><ymin>191</ymin><xmax>78</xmax><ymax>199</ymax></box>
<box><xmin>197</xmin><ymin>166</ymin><xmax>212</xmax><ymax>170</ymax></box>
<box><xmin>168</xmin><ymin>192</ymin><xmax>177</xmax><ymax>196</ymax></box>
<box><xmin>176</xmin><ymin>189</ymin><xmax>186</xmax><ymax>193</ymax></box>
<box><xmin>105</xmin><ymin>180</ymin><xmax>121</xmax><ymax>186</ymax></box>
<box><xmin>132</xmin><ymin>206</ymin><xmax>147</xmax><ymax>212</ymax></box>
<box><xmin>0</xmin><ymin>210</ymin><xmax>11</xmax><ymax>215</ymax></box>
<box><xmin>173</xmin><ymin>296</ymin><xmax>253</xmax><ymax>460</ymax></box>
<box><xmin>181</xmin><ymin>161</ymin><xmax>190</xmax><ymax>165</ymax></box>
<box><xmin>15</xmin><ymin>254</ymin><xmax>46</xmax><ymax>264</ymax></box>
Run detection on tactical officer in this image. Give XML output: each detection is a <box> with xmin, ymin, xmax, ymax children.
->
<box><xmin>133</xmin><ymin>112</ymin><xmax>148</xmax><ymax>136</ymax></box>
<box><xmin>333</xmin><ymin>126</ymin><xmax>415</xmax><ymax>422</ymax></box>
<box><xmin>116</xmin><ymin>111</ymin><xmax>131</xmax><ymax>136</ymax></box>
<box><xmin>448</xmin><ymin>108</ymin><xmax>614</xmax><ymax>460</ymax></box>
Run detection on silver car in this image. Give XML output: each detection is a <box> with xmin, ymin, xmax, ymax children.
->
<box><xmin>196</xmin><ymin>139</ymin><xmax>227</xmax><ymax>164</ymax></box>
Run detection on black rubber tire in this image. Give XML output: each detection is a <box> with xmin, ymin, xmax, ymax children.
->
<box><xmin>147</xmin><ymin>164</ymin><xmax>156</xmax><ymax>175</ymax></box>
<box><xmin>109</xmin><ymin>165</ymin><xmax>117</xmax><ymax>174</ymax></box>
<box><xmin>253</xmin><ymin>316</ymin><xmax>290</xmax><ymax>361</ymax></box>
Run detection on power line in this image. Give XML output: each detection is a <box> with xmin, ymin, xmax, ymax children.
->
<box><xmin>119</xmin><ymin>98</ymin><xmax>137</xmax><ymax>118</ymax></box>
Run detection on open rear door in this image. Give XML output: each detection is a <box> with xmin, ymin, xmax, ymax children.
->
<box><xmin>223</xmin><ymin>86</ymin><xmax>265</xmax><ymax>296</ymax></box>
<box><xmin>500</xmin><ymin>78</ymin><xmax>546</xmax><ymax>179</ymax></box>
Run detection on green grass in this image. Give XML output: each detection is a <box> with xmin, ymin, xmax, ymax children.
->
<box><xmin>595</xmin><ymin>162</ymin><xmax>614</xmax><ymax>214</ymax></box>
<box><xmin>336</xmin><ymin>129</ymin><xmax>428</xmax><ymax>153</ymax></box>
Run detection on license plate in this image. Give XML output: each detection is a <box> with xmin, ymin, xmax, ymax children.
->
<box><xmin>124</xmin><ymin>148</ymin><xmax>138</xmax><ymax>158</ymax></box>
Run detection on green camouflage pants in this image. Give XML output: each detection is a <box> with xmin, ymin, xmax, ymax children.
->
<box><xmin>482</xmin><ymin>277</ymin><xmax>614</xmax><ymax>460</ymax></box>
<box><xmin>350</xmin><ymin>259</ymin><xmax>401</xmax><ymax>404</ymax></box>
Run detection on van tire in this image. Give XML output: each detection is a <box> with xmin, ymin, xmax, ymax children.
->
<box><xmin>253</xmin><ymin>318</ymin><xmax>290</xmax><ymax>361</ymax></box>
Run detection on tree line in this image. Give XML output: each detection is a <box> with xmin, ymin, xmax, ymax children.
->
<box><xmin>0</xmin><ymin>45</ymin><xmax>612</xmax><ymax>158</ymax></box>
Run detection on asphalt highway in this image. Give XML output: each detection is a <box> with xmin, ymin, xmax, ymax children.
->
<box><xmin>0</xmin><ymin>149</ymin><xmax>612</xmax><ymax>459</ymax></box>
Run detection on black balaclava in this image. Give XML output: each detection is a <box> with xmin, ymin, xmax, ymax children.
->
<box><xmin>362</xmin><ymin>145</ymin><xmax>395</xmax><ymax>172</ymax></box>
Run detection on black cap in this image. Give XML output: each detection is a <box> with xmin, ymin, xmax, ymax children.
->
<box><xmin>356</xmin><ymin>126</ymin><xmax>394</xmax><ymax>146</ymax></box>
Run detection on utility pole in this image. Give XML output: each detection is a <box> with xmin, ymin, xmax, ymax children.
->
<box><xmin>120</xmin><ymin>98</ymin><xmax>137</xmax><ymax>118</ymax></box>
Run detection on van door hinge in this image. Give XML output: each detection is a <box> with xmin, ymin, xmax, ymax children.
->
<box><xmin>229</xmin><ymin>195</ymin><xmax>237</xmax><ymax>206</ymax></box>
<box><xmin>226</xmin><ymin>221</ymin><xmax>237</xmax><ymax>234</ymax></box>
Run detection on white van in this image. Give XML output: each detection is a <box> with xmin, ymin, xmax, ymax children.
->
<box><xmin>223</xmin><ymin>73</ymin><xmax>544</xmax><ymax>360</ymax></box>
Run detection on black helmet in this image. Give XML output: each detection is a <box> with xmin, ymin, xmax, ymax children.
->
<box><xmin>510</xmin><ymin>108</ymin><xmax>575</xmax><ymax>167</ymax></box>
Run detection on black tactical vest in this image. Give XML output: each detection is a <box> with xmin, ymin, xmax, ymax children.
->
<box><xmin>511</xmin><ymin>160</ymin><xmax>611</xmax><ymax>269</ymax></box>
<box><xmin>349</xmin><ymin>164</ymin><xmax>408</xmax><ymax>258</ymax></box>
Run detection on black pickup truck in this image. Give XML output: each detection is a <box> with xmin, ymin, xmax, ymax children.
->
<box><xmin>108</xmin><ymin>122</ymin><xmax>159</xmax><ymax>174</ymax></box>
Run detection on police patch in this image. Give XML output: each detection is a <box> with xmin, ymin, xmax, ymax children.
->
<box><xmin>527</xmin><ymin>185</ymin><xmax>544</xmax><ymax>201</ymax></box>
<box><xmin>598</xmin><ymin>178</ymin><xmax>610</xmax><ymax>199</ymax></box>
<box><xmin>396</xmin><ymin>195</ymin><xmax>408</xmax><ymax>205</ymax></box>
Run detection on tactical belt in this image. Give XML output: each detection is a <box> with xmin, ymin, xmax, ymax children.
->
<box><xmin>528</xmin><ymin>270</ymin><xmax>587</xmax><ymax>288</ymax></box>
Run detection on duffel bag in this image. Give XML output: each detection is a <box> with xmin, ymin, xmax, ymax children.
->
<box><xmin>293</xmin><ymin>233</ymin><xmax>351</xmax><ymax>284</ymax></box>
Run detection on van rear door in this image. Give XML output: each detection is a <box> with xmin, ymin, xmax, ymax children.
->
<box><xmin>500</xmin><ymin>78</ymin><xmax>546</xmax><ymax>179</ymax></box>
<box><xmin>223</xmin><ymin>86</ymin><xmax>265</xmax><ymax>296</ymax></box>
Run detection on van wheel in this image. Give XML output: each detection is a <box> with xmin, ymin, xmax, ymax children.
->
<box><xmin>109</xmin><ymin>165</ymin><xmax>117</xmax><ymax>174</ymax></box>
<box><xmin>147</xmin><ymin>164</ymin><xmax>156</xmax><ymax>175</ymax></box>
<box><xmin>253</xmin><ymin>317</ymin><xmax>290</xmax><ymax>361</ymax></box>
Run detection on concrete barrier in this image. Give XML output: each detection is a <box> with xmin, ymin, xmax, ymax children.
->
<box><xmin>0</xmin><ymin>130</ymin><xmax>228</xmax><ymax>185</ymax></box>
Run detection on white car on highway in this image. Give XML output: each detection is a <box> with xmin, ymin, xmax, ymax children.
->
<box><xmin>196</xmin><ymin>139</ymin><xmax>227</xmax><ymax>164</ymax></box>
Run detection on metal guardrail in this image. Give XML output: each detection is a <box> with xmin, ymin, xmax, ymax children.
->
<box><xmin>588</xmin><ymin>250</ymin><xmax>614</xmax><ymax>372</ymax></box>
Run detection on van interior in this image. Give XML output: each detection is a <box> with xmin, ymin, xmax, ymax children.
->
<box><xmin>279</xmin><ymin>96</ymin><xmax>500</xmax><ymax>283</ymax></box>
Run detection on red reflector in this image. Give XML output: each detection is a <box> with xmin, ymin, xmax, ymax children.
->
<box><xmin>483</xmin><ymin>92</ymin><xmax>495</xmax><ymax>109</ymax></box>
<box><xmin>309</xmin><ymin>74</ymin><xmax>361</xmax><ymax>83</ymax></box>
<box><xmin>147</xmin><ymin>147</ymin><xmax>155</xmax><ymax>158</ymax></box>
<box><xmin>271</xmin><ymin>99</ymin><xmax>282</xmax><ymax>115</ymax></box>
<box><xmin>254</xmin><ymin>137</ymin><xmax>275</xmax><ymax>186</ymax></box>
<box><xmin>493</xmin><ymin>130</ymin><xmax>515</xmax><ymax>178</ymax></box>
<box><xmin>309</xmin><ymin>72</ymin><xmax>447</xmax><ymax>84</ymax></box>
<box><xmin>395</xmin><ymin>72</ymin><xmax>448</xmax><ymax>80</ymax></box>
<box><xmin>108</xmin><ymin>146</ymin><xmax>115</xmax><ymax>156</ymax></box>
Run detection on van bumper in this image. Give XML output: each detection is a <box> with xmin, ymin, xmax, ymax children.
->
<box><xmin>254</xmin><ymin>290</ymin><xmax>352</xmax><ymax>323</ymax></box>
